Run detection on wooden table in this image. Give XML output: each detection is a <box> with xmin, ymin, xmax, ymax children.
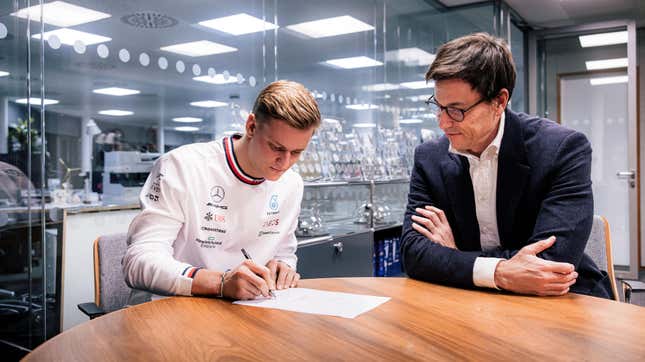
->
<box><xmin>24</xmin><ymin>278</ymin><xmax>645</xmax><ymax>361</ymax></box>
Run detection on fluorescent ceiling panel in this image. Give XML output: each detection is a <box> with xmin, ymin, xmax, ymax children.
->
<box><xmin>353</xmin><ymin>122</ymin><xmax>377</xmax><ymax>128</ymax></box>
<box><xmin>361</xmin><ymin>83</ymin><xmax>400</xmax><ymax>92</ymax></box>
<box><xmin>99</xmin><ymin>109</ymin><xmax>133</xmax><ymax>116</ymax></box>
<box><xmin>190</xmin><ymin>100</ymin><xmax>228</xmax><ymax>108</ymax></box>
<box><xmin>0</xmin><ymin>71</ymin><xmax>9</xmax><ymax>77</ymax></box>
<box><xmin>199</xmin><ymin>13</ymin><xmax>278</xmax><ymax>35</ymax></box>
<box><xmin>33</xmin><ymin>28</ymin><xmax>111</xmax><ymax>46</ymax></box>
<box><xmin>173</xmin><ymin>117</ymin><xmax>203</xmax><ymax>123</ymax></box>
<box><xmin>589</xmin><ymin>75</ymin><xmax>628</xmax><ymax>86</ymax></box>
<box><xmin>585</xmin><ymin>58</ymin><xmax>628</xmax><ymax>70</ymax></box>
<box><xmin>15</xmin><ymin>97</ymin><xmax>59</xmax><ymax>105</ymax></box>
<box><xmin>399</xmin><ymin>119</ymin><xmax>423</xmax><ymax>124</ymax></box>
<box><xmin>93</xmin><ymin>87</ymin><xmax>140</xmax><ymax>96</ymax></box>
<box><xmin>286</xmin><ymin>15</ymin><xmax>374</xmax><ymax>38</ymax></box>
<box><xmin>11</xmin><ymin>1</ymin><xmax>110</xmax><ymax>27</ymax></box>
<box><xmin>160</xmin><ymin>40</ymin><xmax>237</xmax><ymax>57</ymax></box>
<box><xmin>193</xmin><ymin>74</ymin><xmax>238</xmax><ymax>85</ymax></box>
<box><xmin>325</xmin><ymin>56</ymin><xmax>382</xmax><ymax>69</ymax></box>
<box><xmin>579</xmin><ymin>31</ymin><xmax>628</xmax><ymax>48</ymax></box>
<box><xmin>406</xmin><ymin>94</ymin><xmax>433</xmax><ymax>102</ymax></box>
<box><xmin>400</xmin><ymin>80</ymin><xmax>435</xmax><ymax>89</ymax></box>
<box><xmin>386</xmin><ymin>47</ymin><xmax>436</xmax><ymax>66</ymax></box>
<box><xmin>346</xmin><ymin>104</ymin><xmax>378</xmax><ymax>110</ymax></box>
<box><xmin>175</xmin><ymin>126</ymin><xmax>199</xmax><ymax>132</ymax></box>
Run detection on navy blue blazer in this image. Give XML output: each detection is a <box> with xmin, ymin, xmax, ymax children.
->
<box><xmin>401</xmin><ymin>109</ymin><xmax>612</xmax><ymax>299</ymax></box>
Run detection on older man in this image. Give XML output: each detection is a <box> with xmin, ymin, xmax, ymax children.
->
<box><xmin>401</xmin><ymin>33</ymin><xmax>611</xmax><ymax>298</ymax></box>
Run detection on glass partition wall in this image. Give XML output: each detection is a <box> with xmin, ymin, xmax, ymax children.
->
<box><xmin>535</xmin><ymin>22</ymin><xmax>639</xmax><ymax>279</ymax></box>
<box><xmin>0</xmin><ymin>0</ymin><xmax>522</xmax><ymax>353</ymax></box>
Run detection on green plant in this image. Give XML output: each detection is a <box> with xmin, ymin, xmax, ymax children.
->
<box><xmin>8</xmin><ymin>117</ymin><xmax>41</xmax><ymax>152</ymax></box>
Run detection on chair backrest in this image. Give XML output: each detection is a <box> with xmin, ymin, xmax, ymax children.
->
<box><xmin>93</xmin><ymin>233</ymin><xmax>131</xmax><ymax>312</ymax></box>
<box><xmin>584</xmin><ymin>215</ymin><xmax>620</xmax><ymax>301</ymax></box>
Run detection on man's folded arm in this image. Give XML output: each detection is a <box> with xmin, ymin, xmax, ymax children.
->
<box><xmin>401</xmin><ymin>152</ymin><xmax>481</xmax><ymax>288</ymax></box>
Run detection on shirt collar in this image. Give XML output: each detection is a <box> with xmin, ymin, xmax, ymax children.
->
<box><xmin>222</xmin><ymin>134</ymin><xmax>265</xmax><ymax>185</ymax></box>
<box><xmin>448</xmin><ymin>111</ymin><xmax>506</xmax><ymax>160</ymax></box>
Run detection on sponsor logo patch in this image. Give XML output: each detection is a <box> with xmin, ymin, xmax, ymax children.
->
<box><xmin>210</xmin><ymin>185</ymin><xmax>225</xmax><ymax>203</ymax></box>
<box><xmin>204</xmin><ymin>212</ymin><xmax>225</xmax><ymax>222</ymax></box>
<box><xmin>195</xmin><ymin>237</ymin><xmax>222</xmax><ymax>248</ymax></box>
<box><xmin>201</xmin><ymin>226</ymin><xmax>226</xmax><ymax>233</ymax></box>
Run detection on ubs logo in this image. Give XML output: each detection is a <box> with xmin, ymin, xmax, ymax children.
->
<box><xmin>210</xmin><ymin>186</ymin><xmax>225</xmax><ymax>203</ymax></box>
<box><xmin>269</xmin><ymin>194</ymin><xmax>279</xmax><ymax>211</ymax></box>
<box><xmin>204</xmin><ymin>212</ymin><xmax>225</xmax><ymax>223</ymax></box>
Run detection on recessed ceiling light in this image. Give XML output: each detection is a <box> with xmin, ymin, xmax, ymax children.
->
<box><xmin>33</xmin><ymin>28</ymin><xmax>111</xmax><ymax>46</ymax></box>
<box><xmin>585</xmin><ymin>57</ymin><xmax>628</xmax><ymax>70</ymax></box>
<box><xmin>353</xmin><ymin>122</ymin><xmax>377</xmax><ymax>128</ymax></box>
<box><xmin>386</xmin><ymin>48</ymin><xmax>436</xmax><ymax>66</ymax></box>
<box><xmin>406</xmin><ymin>94</ymin><xmax>432</xmax><ymax>102</ymax></box>
<box><xmin>361</xmin><ymin>83</ymin><xmax>400</xmax><ymax>92</ymax></box>
<box><xmin>325</xmin><ymin>56</ymin><xmax>382</xmax><ymax>69</ymax></box>
<box><xmin>589</xmin><ymin>75</ymin><xmax>628</xmax><ymax>86</ymax></box>
<box><xmin>286</xmin><ymin>15</ymin><xmax>373</xmax><ymax>38</ymax></box>
<box><xmin>400</xmin><ymin>80</ymin><xmax>435</xmax><ymax>89</ymax></box>
<box><xmin>399</xmin><ymin>118</ymin><xmax>423</xmax><ymax>124</ymax></box>
<box><xmin>419</xmin><ymin>113</ymin><xmax>437</xmax><ymax>119</ymax></box>
<box><xmin>99</xmin><ymin>109</ymin><xmax>133</xmax><ymax>116</ymax></box>
<box><xmin>172</xmin><ymin>117</ymin><xmax>203</xmax><ymax>123</ymax></box>
<box><xmin>175</xmin><ymin>126</ymin><xmax>200</xmax><ymax>132</ymax></box>
<box><xmin>15</xmin><ymin>97</ymin><xmax>59</xmax><ymax>105</ymax></box>
<box><xmin>193</xmin><ymin>74</ymin><xmax>238</xmax><ymax>85</ymax></box>
<box><xmin>92</xmin><ymin>87</ymin><xmax>140</xmax><ymax>96</ymax></box>
<box><xmin>579</xmin><ymin>31</ymin><xmax>627</xmax><ymax>48</ymax></box>
<box><xmin>346</xmin><ymin>104</ymin><xmax>379</xmax><ymax>110</ymax></box>
<box><xmin>190</xmin><ymin>100</ymin><xmax>228</xmax><ymax>108</ymax></box>
<box><xmin>11</xmin><ymin>1</ymin><xmax>111</xmax><ymax>27</ymax></box>
<box><xmin>199</xmin><ymin>13</ymin><xmax>278</xmax><ymax>35</ymax></box>
<box><xmin>0</xmin><ymin>71</ymin><xmax>9</xmax><ymax>77</ymax></box>
<box><xmin>160</xmin><ymin>40</ymin><xmax>237</xmax><ymax>57</ymax></box>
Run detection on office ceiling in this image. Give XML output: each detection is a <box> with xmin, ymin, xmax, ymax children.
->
<box><xmin>0</xmin><ymin>0</ymin><xmax>640</xmax><ymax>137</ymax></box>
<box><xmin>442</xmin><ymin>0</ymin><xmax>645</xmax><ymax>28</ymax></box>
<box><xmin>0</xmin><ymin>0</ymin><xmax>491</xmax><ymax>134</ymax></box>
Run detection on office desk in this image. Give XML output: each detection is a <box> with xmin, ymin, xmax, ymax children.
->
<box><xmin>24</xmin><ymin>277</ymin><xmax>645</xmax><ymax>361</ymax></box>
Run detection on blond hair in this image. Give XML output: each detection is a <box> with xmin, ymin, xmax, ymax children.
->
<box><xmin>252</xmin><ymin>80</ymin><xmax>321</xmax><ymax>129</ymax></box>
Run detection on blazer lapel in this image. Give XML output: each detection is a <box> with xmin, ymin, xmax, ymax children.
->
<box><xmin>497</xmin><ymin>110</ymin><xmax>530</xmax><ymax>247</ymax></box>
<box><xmin>441</xmin><ymin>154</ymin><xmax>481</xmax><ymax>251</ymax></box>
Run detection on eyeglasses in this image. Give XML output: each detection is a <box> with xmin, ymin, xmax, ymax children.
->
<box><xmin>425</xmin><ymin>95</ymin><xmax>486</xmax><ymax>122</ymax></box>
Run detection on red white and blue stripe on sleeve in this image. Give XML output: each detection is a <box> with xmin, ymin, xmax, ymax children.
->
<box><xmin>182</xmin><ymin>266</ymin><xmax>203</xmax><ymax>279</ymax></box>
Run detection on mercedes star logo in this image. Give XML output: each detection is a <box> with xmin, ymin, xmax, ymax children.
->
<box><xmin>210</xmin><ymin>186</ymin><xmax>225</xmax><ymax>203</ymax></box>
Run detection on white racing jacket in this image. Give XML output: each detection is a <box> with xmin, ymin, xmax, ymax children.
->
<box><xmin>123</xmin><ymin>135</ymin><xmax>302</xmax><ymax>296</ymax></box>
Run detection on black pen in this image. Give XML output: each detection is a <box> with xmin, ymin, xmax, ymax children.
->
<box><xmin>241</xmin><ymin>248</ymin><xmax>277</xmax><ymax>298</ymax></box>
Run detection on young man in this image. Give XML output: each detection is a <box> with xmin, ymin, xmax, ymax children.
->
<box><xmin>123</xmin><ymin>80</ymin><xmax>320</xmax><ymax>300</ymax></box>
<box><xmin>401</xmin><ymin>33</ymin><xmax>612</xmax><ymax>298</ymax></box>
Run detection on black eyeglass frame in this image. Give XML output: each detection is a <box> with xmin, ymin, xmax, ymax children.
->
<box><xmin>425</xmin><ymin>95</ymin><xmax>486</xmax><ymax>122</ymax></box>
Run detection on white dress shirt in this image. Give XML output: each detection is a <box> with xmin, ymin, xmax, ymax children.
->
<box><xmin>448</xmin><ymin>112</ymin><xmax>506</xmax><ymax>289</ymax></box>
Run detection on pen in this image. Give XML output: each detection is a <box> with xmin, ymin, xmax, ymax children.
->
<box><xmin>241</xmin><ymin>248</ymin><xmax>277</xmax><ymax>299</ymax></box>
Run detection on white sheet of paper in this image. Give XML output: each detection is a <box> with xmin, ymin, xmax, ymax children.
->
<box><xmin>232</xmin><ymin>288</ymin><xmax>390</xmax><ymax>319</ymax></box>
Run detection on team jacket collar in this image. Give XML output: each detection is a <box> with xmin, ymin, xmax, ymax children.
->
<box><xmin>223</xmin><ymin>134</ymin><xmax>265</xmax><ymax>185</ymax></box>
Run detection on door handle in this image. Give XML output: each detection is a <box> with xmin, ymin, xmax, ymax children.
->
<box><xmin>616</xmin><ymin>169</ymin><xmax>636</xmax><ymax>188</ymax></box>
<box><xmin>616</xmin><ymin>170</ymin><xmax>635</xmax><ymax>179</ymax></box>
<box><xmin>333</xmin><ymin>241</ymin><xmax>343</xmax><ymax>254</ymax></box>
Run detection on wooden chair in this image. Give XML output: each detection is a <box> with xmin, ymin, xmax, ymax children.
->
<box><xmin>77</xmin><ymin>233</ymin><xmax>131</xmax><ymax>319</ymax></box>
<box><xmin>583</xmin><ymin>215</ymin><xmax>620</xmax><ymax>301</ymax></box>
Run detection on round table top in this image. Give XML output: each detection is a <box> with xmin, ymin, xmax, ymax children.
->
<box><xmin>26</xmin><ymin>277</ymin><xmax>645</xmax><ymax>361</ymax></box>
